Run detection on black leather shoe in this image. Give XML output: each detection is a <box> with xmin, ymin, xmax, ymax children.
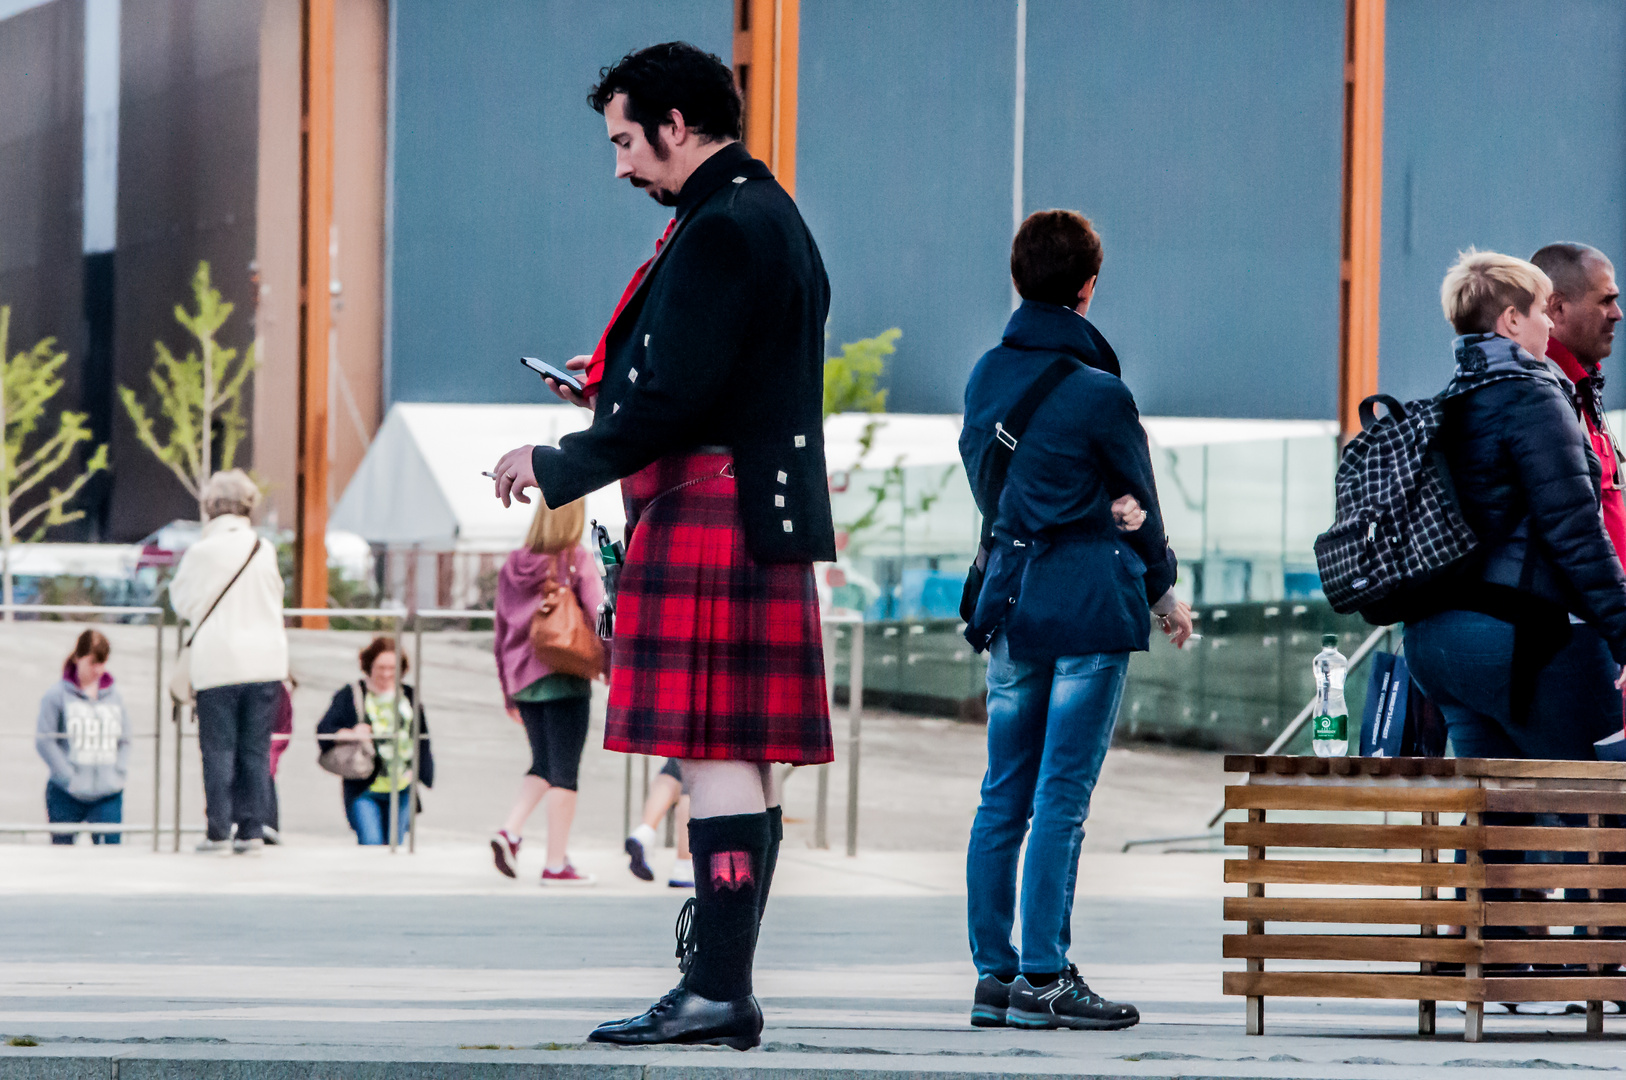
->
<box><xmin>587</xmin><ymin>984</ymin><xmax>763</xmax><ymax>1050</ymax></box>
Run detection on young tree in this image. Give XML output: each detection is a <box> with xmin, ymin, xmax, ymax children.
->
<box><xmin>0</xmin><ymin>305</ymin><xmax>111</xmax><ymax>613</ymax></box>
<box><xmin>823</xmin><ymin>327</ymin><xmax>897</xmax><ymax>419</ymax></box>
<box><xmin>119</xmin><ymin>261</ymin><xmax>256</xmax><ymax>518</ymax></box>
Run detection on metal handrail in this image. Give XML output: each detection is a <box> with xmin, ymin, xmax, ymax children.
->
<box><xmin>0</xmin><ymin>603</ymin><xmax>168</xmax><ymax>851</ymax></box>
<box><xmin>1119</xmin><ymin>623</ymin><xmax>1395</xmax><ymax>851</ymax></box>
<box><xmin>0</xmin><ymin>604</ymin><xmax>163</xmax><ymax>616</ymax></box>
<box><xmin>9</xmin><ymin>601</ymin><xmax>870</xmax><ymax>855</ymax></box>
<box><xmin>1201</xmin><ymin>622</ymin><xmax>1394</xmax><ymax>827</ymax></box>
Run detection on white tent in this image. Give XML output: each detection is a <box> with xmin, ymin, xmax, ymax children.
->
<box><xmin>332</xmin><ymin>403</ymin><xmax>1341</xmax><ymax>561</ymax></box>
<box><xmin>330</xmin><ymin>403</ymin><xmax>625</xmax><ymax>552</ymax></box>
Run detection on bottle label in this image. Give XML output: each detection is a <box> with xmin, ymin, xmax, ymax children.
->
<box><xmin>1313</xmin><ymin>714</ymin><xmax>1347</xmax><ymax>741</ymax></box>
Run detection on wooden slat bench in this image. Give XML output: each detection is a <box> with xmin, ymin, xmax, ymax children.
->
<box><xmin>1222</xmin><ymin>754</ymin><xmax>1626</xmax><ymax>1041</ymax></box>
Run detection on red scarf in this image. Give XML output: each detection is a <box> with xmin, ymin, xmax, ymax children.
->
<box><xmin>1548</xmin><ymin>338</ymin><xmax>1626</xmax><ymax>568</ymax></box>
<box><xmin>583</xmin><ymin>218</ymin><xmax>677</xmax><ymax>395</ymax></box>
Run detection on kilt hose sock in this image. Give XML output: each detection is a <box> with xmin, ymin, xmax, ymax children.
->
<box><xmin>686</xmin><ymin>811</ymin><xmax>772</xmax><ymax>1002</ymax></box>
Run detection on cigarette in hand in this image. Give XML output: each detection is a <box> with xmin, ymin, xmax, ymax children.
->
<box><xmin>481</xmin><ymin>471</ymin><xmax>497</xmax><ymax>479</ymax></box>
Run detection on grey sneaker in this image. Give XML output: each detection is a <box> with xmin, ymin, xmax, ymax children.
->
<box><xmin>194</xmin><ymin>838</ymin><xmax>231</xmax><ymax>854</ymax></box>
<box><xmin>1007</xmin><ymin>965</ymin><xmax>1139</xmax><ymax>1031</ymax></box>
<box><xmin>232</xmin><ymin>837</ymin><xmax>265</xmax><ymax>855</ymax></box>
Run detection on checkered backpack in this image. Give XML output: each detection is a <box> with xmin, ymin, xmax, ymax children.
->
<box><xmin>1314</xmin><ymin>393</ymin><xmax>1478</xmax><ymax>619</ymax></box>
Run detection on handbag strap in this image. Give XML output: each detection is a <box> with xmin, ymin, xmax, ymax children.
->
<box><xmin>184</xmin><ymin>537</ymin><xmax>263</xmax><ymax>649</ymax></box>
<box><xmin>975</xmin><ymin>357</ymin><xmax>1082</xmax><ymax>550</ymax></box>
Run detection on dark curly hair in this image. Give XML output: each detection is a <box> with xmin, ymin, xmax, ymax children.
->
<box><xmin>588</xmin><ymin>41</ymin><xmax>742</xmax><ymax>154</ymax></box>
<box><xmin>1011</xmin><ymin>210</ymin><xmax>1104</xmax><ymax>308</ymax></box>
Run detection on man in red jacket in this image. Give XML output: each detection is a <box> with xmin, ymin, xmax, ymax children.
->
<box><xmin>1530</xmin><ymin>242</ymin><xmax>1625</xmax><ymax>742</ymax></box>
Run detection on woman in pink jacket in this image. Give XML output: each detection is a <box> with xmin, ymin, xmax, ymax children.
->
<box><xmin>490</xmin><ymin>497</ymin><xmax>605</xmax><ymax>884</ymax></box>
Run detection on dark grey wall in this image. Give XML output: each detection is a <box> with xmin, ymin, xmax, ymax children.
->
<box><xmin>110</xmin><ymin>0</ymin><xmax>261</xmax><ymax>540</ymax></box>
<box><xmin>0</xmin><ymin>0</ymin><xmax>97</xmax><ymax>537</ymax></box>
<box><xmin>0</xmin><ymin>0</ymin><xmax>84</xmax><ymax>444</ymax></box>
<box><xmin>388</xmin><ymin>0</ymin><xmax>731</xmax><ymax>404</ymax></box>
<box><xmin>1378</xmin><ymin>0</ymin><xmax>1626</xmax><ymax>407</ymax></box>
<box><xmin>796</xmin><ymin>0</ymin><xmax>1016</xmax><ymax>416</ymax></box>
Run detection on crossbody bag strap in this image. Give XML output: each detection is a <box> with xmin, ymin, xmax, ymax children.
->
<box><xmin>976</xmin><ymin>357</ymin><xmax>1083</xmax><ymax>550</ymax></box>
<box><xmin>184</xmin><ymin>537</ymin><xmax>262</xmax><ymax>648</ymax></box>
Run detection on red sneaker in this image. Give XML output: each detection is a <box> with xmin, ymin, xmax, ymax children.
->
<box><xmin>491</xmin><ymin>830</ymin><xmax>520</xmax><ymax>878</ymax></box>
<box><xmin>541</xmin><ymin>862</ymin><xmax>596</xmax><ymax>886</ymax></box>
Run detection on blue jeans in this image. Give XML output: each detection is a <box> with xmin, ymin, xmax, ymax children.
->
<box><xmin>346</xmin><ymin>790</ymin><xmax>413</xmax><ymax>846</ymax></box>
<box><xmin>1405</xmin><ymin>610</ymin><xmax>1615</xmax><ymax>760</ymax></box>
<box><xmin>45</xmin><ymin>782</ymin><xmax>122</xmax><ymax>845</ymax></box>
<box><xmin>1406</xmin><ymin>610</ymin><xmax>1626</xmax><ymax>922</ymax></box>
<box><xmin>966</xmin><ymin>632</ymin><xmax>1129</xmax><ymax>978</ymax></box>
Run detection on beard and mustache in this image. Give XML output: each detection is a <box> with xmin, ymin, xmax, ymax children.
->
<box><xmin>630</xmin><ymin>176</ymin><xmax>680</xmax><ymax>206</ymax></box>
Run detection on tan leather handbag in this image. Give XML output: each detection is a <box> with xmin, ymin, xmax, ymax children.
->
<box><xmin>316</xmin><ymin>683</ymin><xmax>378</xmax><ymax>780</ymax></box>
<box><xmin>529</xmin><ymin>556</ymin><xmax>605</xmax><ymax>679</ymax></box>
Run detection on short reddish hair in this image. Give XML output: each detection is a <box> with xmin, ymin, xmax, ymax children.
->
<box><xmin>358</xmin><ymin>636</ymin><xmax>408</xmax><ymax>675</ymax></box>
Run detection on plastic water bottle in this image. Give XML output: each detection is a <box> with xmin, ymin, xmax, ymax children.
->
<box><xmin>1312</xmin><ymin>634</ymin><xmax>1349</xmax><ymax>757</ymax></box>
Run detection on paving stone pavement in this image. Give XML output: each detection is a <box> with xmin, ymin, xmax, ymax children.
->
<box><xmin>2</xmin><ymin>844</ymin><xmax>1625</xmax><ymax>1078</ymax></box>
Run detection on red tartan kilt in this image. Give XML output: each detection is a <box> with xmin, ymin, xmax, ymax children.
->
<box><xmin>604</xmin><ymin>451</ymin><xmax>833</xmax><ymax>764</ymax></box>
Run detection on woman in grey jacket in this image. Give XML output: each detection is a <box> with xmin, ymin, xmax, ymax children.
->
<box><xmin>35</xmin><ymin>629</ymin><xmax>130</xmax><ymax>844</ymax></box>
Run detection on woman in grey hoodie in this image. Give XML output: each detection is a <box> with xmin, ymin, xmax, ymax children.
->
<box><xmin>36</xmin><ymin>630</ymin><xmax>131</xmax><ymax>844</ymax></box>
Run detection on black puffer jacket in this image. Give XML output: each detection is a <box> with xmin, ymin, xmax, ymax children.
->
<box><xmin>1435</xmin><ymin>371</ymin><xmax>1626</xmax><ymax>662</ymax></box>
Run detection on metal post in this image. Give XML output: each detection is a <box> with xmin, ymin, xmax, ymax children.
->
<box><xmin>845</xmin><ymin>621</ymin><xmax>864</xmax><ymax>857</ymax></box>
<box><xmin>623</xmin><ymin>754</ymin><xmax>633</xmax><ymax>838</ymax></box>
<box><xmin>641</xmin><ymin>755</ymin><xmax>650</xmax><ymax>806</ymax></box>
<box><xmin>172</xmin><ymin>700</ymin><xmax>183</xmax><ymax>853</ymax></box>
<box><xmin>152</xmin><ymin>615</ymin><xmax>164</xmax><ymax>852</ymax></box>
<box><xmin>816</xmin><ymin>620</ymin><xmax>836</xmax><ymax>849</ymax></box>
<box><xmin>407</xmin><ymin>610</ymin><xmax>425</xmax><ymax>854</ymax></box>
<box><xmin>388</xmin><ymin>611</ymin><xmax>404</xmax><ymax>854</ymax></box>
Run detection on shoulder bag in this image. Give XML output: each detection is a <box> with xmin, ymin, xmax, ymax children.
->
<box><xmin>317</xmin><ymin>682</ymin><xmax>378</xmax><ymax>780</ymax></box>
<box><xmin>168</xmin><ymin>537</ymin><xmax>264</xmax><ymax>704</ymax></box>
<box><xmin>959</xmin><ymin>358</ymin><xmax>1082</xmax><ymax>622</ymax></box>
<box><xmin>529</xmin><ymin>554</ymin><xmax>606</xmax><ymax>679</ymax></box>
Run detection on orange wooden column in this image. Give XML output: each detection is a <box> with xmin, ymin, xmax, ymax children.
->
<box><xmin>733</xmin><ymin>0</ymin><xmax>799</xmax><ymax>195</ymax></box>
<box><xmin>297</xmin><ymin>0</ymin><xmax>335</xmax><ymax>624</ymax></box>
<box><xmin>1338</xmin><ymin>0</ymin><xmax>1385</xmax><ymax>438</ymax></box>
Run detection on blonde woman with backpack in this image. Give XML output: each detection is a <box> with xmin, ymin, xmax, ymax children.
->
<box><xmin>490</xmin><ymin>497</ymin><xmax>605</xmax><ymax>884</ymax></box>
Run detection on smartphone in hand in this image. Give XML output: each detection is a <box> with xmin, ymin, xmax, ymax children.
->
<box><xmin>520</xmin><ymin>355</ymin><xmax>585</xmax><ymax>395</ymax></box>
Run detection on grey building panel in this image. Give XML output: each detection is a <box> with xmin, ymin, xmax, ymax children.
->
<box><xmin>1023</xmin><ymin>0</ymin><xmax>1345</xmax><ymax>420</ymax></box>
<box><xmin>796</xmin><ymin>0</ymin><xmax>1016</xmax><ymax>416</ymax></box>
<box><xmin>109</xmin><ymin>0</ymin><xmax>261</xmax><ymax>540</ymax></box>
<box><xmin>0</xmin><ymin>0</ymin><xmax>82</xmax><ymax>367</ymax></box>
<box><xmin>1379</xmin><ymin>0</ymin><xmax>1626</xmax><ymax>407</ymax></box>
<box><xmin>388</xmin><ymin>0</ymin><xmax>731</xmax><ymax>404</ymax></box>
<box><xmin>0</xmin><ymin>0</ymin><xmax>92</xmax><ymax>537</ymax></box>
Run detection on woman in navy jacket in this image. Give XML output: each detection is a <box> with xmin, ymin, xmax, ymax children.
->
<box><xmin>960</xmin><ymin>211</ymin><xmax>1191</xmax><ymax>1034</ymax></box>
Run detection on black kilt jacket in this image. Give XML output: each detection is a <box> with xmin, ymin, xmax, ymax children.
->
<box><xmin>533</xmin><ymin>142</ymin><xmax>836</xmax><ymax>564</ymax></box>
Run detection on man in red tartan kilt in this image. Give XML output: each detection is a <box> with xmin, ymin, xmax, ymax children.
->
<box><xmin>491</xmin><ymin>42</ymin><xmax>834</xmax><ymax>1050</ymax></box>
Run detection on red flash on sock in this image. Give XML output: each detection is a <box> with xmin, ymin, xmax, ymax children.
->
<box><xmin>709</xmin><ymin>850</ymin><xmax>754</xmax><ymax>889</ymax></box>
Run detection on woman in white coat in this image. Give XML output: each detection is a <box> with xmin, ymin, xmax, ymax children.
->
<box><xmin>169</xmin><ymin>470</ymin><xmax>288</xmax><ymax>853</ymax></box>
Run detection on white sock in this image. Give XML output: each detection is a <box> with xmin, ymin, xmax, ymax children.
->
<box><xmin>630</xmin><ymin>823</ymin><xmax>657</xmax><ymax>848</ymax></box>
<box><xmin>670</xmin><ymin>857</ymin><xmax>693</xmax><ymax>877</ymax></box>
<box><xmin>545</xmin><ymin>861</ymin><xmax>567</xmax><ymax>873</ymax></box>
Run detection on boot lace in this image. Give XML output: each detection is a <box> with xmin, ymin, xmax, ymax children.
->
<box><xmin>674</xmin><ymin>896</ymin><xmax>698</xmax><ymax>975</ymax></box>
